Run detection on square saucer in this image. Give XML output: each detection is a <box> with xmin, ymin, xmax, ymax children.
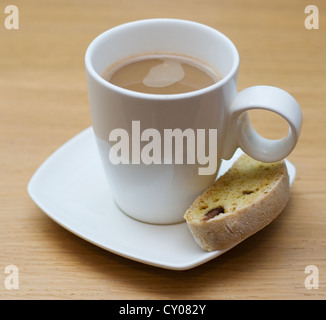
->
<box><xmin>27</xmin><ymin>127</ymin><xmax>296</xmax><ymax>270</ymax></box>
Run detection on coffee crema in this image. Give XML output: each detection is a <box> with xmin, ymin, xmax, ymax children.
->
<box><xmin>102</xmin><ymin>53</ymin><xmax>222</xmax><ymax>94</ymax></box>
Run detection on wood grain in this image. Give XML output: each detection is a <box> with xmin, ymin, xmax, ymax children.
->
<box><xmin>1</xmin><ymin>0</ymin><xmax>325</xmax><ymax>299</ymax></box>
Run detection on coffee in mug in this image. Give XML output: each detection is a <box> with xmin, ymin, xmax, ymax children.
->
<box><xmin>102</xmin><ymin>53</ymin><xmax>222</xmax><ymax>94</ymax></box>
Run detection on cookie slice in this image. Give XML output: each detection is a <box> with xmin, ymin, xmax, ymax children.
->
<box><xmin>184</xmin><ymin>154</ymin><xmax>290</xmax><ymax>251</ymax></box>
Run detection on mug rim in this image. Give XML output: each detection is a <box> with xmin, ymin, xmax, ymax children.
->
<box><xmin>85</xmin><ymin>18</ymin><xmax>240</xmax><ymax>101</ymax></box>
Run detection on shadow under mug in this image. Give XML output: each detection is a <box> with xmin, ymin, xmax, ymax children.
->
<box><xmin>85</xmin><ymin>19</ymin><xmax>302</xmax><ymax>225</ymax></box>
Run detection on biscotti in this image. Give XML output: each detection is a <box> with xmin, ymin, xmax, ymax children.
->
<box><xmin>184</xmin><ymin>154</ymin><xmax>290</xmax><ymax>251</ymax></box>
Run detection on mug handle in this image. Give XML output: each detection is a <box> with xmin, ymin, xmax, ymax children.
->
<box><xmin>222</xmin><ymin>85</ymin><xmax>303</xmax><ymax>162</ymax></box>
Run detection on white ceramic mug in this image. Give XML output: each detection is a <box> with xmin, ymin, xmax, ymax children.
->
<box><xmin>85</xmin><ymin>19</ymin><xmax>302</xmax><ymax>225</ymax></box>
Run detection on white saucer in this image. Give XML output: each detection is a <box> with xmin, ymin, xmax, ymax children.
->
<box><xmin>27</xmin><ymin>127</ymin><xmax>296</xmax><ymax>270</ymax></box>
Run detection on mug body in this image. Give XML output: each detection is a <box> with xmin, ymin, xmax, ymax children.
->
<box><xmin>85</xmin><ymin>19</ymin><xmax>239</xmax><ymax>224</ymax></box>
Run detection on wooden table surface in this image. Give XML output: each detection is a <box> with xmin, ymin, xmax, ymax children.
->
<box><xmin>1</xmin><ymin>0</ymin><xmax>325</xmax><ymax>300</ymax></box>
